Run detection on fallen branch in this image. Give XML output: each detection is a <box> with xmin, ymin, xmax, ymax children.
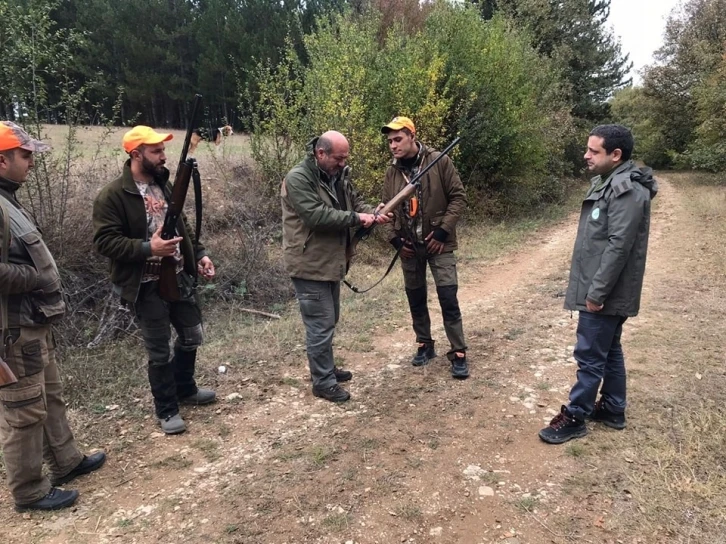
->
<box><xmin>239</xmin><ymin>308</ymin><xmax>281</xmax><ymax>319</ymax></box>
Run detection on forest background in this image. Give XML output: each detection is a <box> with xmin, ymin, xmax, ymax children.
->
<box><xmin>0</xmin><ymin>0</ymin><xmax>723</xmax><ymax>362</ymax></box>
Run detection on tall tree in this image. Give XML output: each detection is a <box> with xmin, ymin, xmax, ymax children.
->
<box><xmin>475</xmin><ymin>0</ymin><xmax>632</xmax><ymax>122</ymax></box>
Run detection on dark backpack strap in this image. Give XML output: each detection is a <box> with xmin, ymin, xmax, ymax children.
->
<box><xmin>0</xmin><ymin>198</ymin><xmax>10</xmax><ymax>357</ymax></box>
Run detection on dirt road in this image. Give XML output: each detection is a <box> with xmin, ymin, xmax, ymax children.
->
<box><xmin>2</xmin><ymin>174</ymin><xmax>722</xmax><ymax>543</ymax></box>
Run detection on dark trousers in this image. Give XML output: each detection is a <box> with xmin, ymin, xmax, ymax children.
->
<box><xmin>133</xmin><ymin>280</ymin><xmax>203</xmax><ymax>418</ymax></box>
<box><xmin>291</xmin><ymin>278</ymin><xmax>340</xmax><ymax>389</ymax></box>
<box><xmin>567</xmin><ymin>311</ymin><xmax>628</xmax><ymax>421</ymax></box>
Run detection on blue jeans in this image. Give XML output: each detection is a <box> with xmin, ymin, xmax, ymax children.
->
<box><xmin>567</xmin><ymin>311</ymin><xmax>628</xmax><ymax>421</ymax></box>
<box><xmin>291</xmin><ymin>278</ymin><xmax>340</xmax><ymax>389</ymax></box>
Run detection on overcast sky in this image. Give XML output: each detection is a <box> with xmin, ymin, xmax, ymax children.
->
<box><xmin>607</xmin><ymin>0</ymin><xmax>682</xmax><ymax>83</ymax></box>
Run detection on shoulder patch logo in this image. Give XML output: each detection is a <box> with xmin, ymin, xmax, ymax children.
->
<box><xmin>591</xmin><ymin>207</ymin><xmax>600</xmax><ymax>220</ymax></box>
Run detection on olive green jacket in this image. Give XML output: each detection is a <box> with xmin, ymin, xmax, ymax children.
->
<box><xmin>281</xmin><ymin>137</ymin><xmax>373</xmax><ymax>281</ymax></box>
<box><xmin>92</xmin><ymin>160</ymin><xmax>206</xmax><ymax>304</ymax></box>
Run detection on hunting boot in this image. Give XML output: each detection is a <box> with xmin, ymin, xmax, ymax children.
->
<box><xmin>589</xmin><ymin>398</ymin><xmax>626</xmax><ymax>429</ymax></box>
<box><xmin>50</xmin><ymin>452</ymin><xmax>107</xmax><ymax>486</ymax></box>
<box><xmin>412</xmin><ymin>343</ymin><xmax>436</xmax><ymax>367</ymax></box>
<box><xmin>312</xmin><ymin>383</ymin><xmax>351</xmax><ymax>403</ymax></box>
<box><xmin>174</xmin><ymin>348</ymin><xmax>216</xmax><ymax>405</ymax></box>
<box><xmin>538</xmin><ymin>405</ymin><xmax>587</xmax><ymax>444</ymax></box>
<box><xmin>15</xmin><ymin>488</ymin><xmax>79</xmax><ymax>512</ymax></box>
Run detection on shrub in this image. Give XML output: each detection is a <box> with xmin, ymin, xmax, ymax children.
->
<box><xmin>245</xmin><ymin>3</ymin><xmax>575</xmax><ymax>217</ymax></box>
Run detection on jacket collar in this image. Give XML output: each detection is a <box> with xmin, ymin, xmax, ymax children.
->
<box><xmin>121</xmin><ymin>159</ymin><xmax>170</xmax><ymax>194</ymax></box>
<box><xmin>392</xmin><ymin>141</ymin><xmax>427</xmax><ymax>168</ymax></box>
<box><xmin>0</xmin><ymin>175</ymin><xmax>21</xmax><ymax>196</ymax></box>
<box><xmin>588</xmin><ymin>160</ymin><xmax>635</xmax><ymax>195</ymax></box>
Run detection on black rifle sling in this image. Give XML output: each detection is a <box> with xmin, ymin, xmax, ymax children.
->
<box><xmin>343</xmin><ymin>244</ymin><xmax>402</xmax><ymax>294</ymax></box>
<box><xmin>192</xmin><ymin>160</ymin><xmax>202</xmax><ymax>254</ymax></box>
<box><xmin>0</xmin><ymin>198</ymin><xmax>9</xmax><ymax>358</ymax></box>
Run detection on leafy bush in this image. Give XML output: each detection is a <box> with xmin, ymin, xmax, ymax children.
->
<box><xmin>245</xmin><ymin>3</ymin><xmax>575</xmax><ymax>217</ymax></box>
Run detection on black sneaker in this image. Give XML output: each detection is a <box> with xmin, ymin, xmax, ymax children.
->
<box><xmin>15</xmin><ymin>488</ymin><xmax>79</xmax><ymax>512</ymax></box>
<box><xmin>451</xmin><ymin>354</ymin><xmax>469</xmax><ymax>379</ymax></box>
<box><xmin>312</xmin><ymin>383</ymin><xmax>351</xmax><ymax>403</ymax></box>
<box><xmin>50</xmin><ymin>451</ymin><xmax>107</xmax><ymax>486</ymax></box>
<box><xmin>589</xmin><ymin>399</ymin><xmax>626</xmax><ymax>430</ymax></box>
<box><xmin>333</xmin><ymin>366</ymin><xmax>352</xmax><ymax>382</ymax></box>
<box><xmin>538</xmin><ymin>405</ymin><xmax>588</xmax><ymax>444</ymax></box>
<box><xmin>412</xmin><ymin>343</ymin><xmax>436</xmax><ymax>366</ymax></box>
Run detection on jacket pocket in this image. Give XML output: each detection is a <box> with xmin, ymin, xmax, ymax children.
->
<box><xmin>5</xmin><ymin>328</ymin><xmax>48</xmax><ymax>378</ymax></box>
<box><xmin>0</xmin><ymin>383</ymin><xmax>46</xmax><ymax>428</ymax></box>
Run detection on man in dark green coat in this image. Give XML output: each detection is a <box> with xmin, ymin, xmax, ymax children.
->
<box><xmin>93</xmin><ymin>126</ymin><xmax>216</xmax><ymax>435</ymax></box>
<box><xmin>282</xmin><ymin>130</ymin><xmax>389</xmax><ymax>403</ymax></box>
<box><xmin>539</xmin><ymin>124</ymin><xmax>658</xmax><ymax>444</ymax></box>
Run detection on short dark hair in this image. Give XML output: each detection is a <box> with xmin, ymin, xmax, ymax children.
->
<box><xmin>0</xmin><ymin>148</ymin><xmax>16</xmax><ymax>158</ymax></box>
<box><xmin>315</xmin><ymin>136</ymin><xmax>333</xmax><ymax>154</ymax></box>
<box><xmin>589</xmin><ymin>124</ymin><xmax>634</xmax><ymax>162</ymax></box>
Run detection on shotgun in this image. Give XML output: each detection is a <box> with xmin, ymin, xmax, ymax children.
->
<box><xmin>158</xmin><ymin>94</ymin><xmax>203</xmax><ymax>302</ymax></box>
<box><xmin>345</xmin><ymin>137</ymin><xmax>461</xmax><ymax>270</ymax></box>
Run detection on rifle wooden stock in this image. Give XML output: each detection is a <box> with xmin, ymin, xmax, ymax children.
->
<box><xmin>345</xmin><ymin>137</ymin><xmax>461</xmax><ymax>268</ymax></box>
<box><xmin>158</xmin><ymin>94</ymin><xmax>202</xmax><ymax>302</ymax></box>
<box><xmin>0</xmin><ymin>357</ymin><xmax>18</xmax><ymax>388</ymax></box>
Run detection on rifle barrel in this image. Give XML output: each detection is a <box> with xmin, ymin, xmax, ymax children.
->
<box><xmin>179</xmin><ymin>94</ymin><xmax>203</xmax><ymax>163</ymax></box>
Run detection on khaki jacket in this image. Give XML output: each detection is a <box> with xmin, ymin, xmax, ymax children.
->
<box><xmin>0</xmin><ymin>177</ymin><xmax>65</xmax><ymax>328</ymax></box>
<box><xmin>381</xmin><ymin>143</ymin><xmax>466</xmax><ymax>252</ymax></box>
<box><xmin>281</xmin><ymin>138</ymin><xmax>373</xmax><ymax>282</ymax></box>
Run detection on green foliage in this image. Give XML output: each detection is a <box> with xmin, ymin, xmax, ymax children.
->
<box><xmin>246</xmin><ymin>2</ymin><xmax>575</xmax><ymax>216</ymax></box>
<box><xmin>621</xmin><ymin>0</ymin><xmax>726</xmax><ymax>172</ymax></box>
<box><xmin>246</xmin><ymin>39</ymin><xmax>308</xmax><ymax>190</ymax></box>
<box><xmin>610</xmin><ymin>87</ymin><xmax>671</xmax><ymax>168</ymax></box>
<box><xmin>475</xmin><ymin>0</ymin><xmax>632</xmax><ymax>123</ymax></box>
<box><xmin>687</xmin><ymin>53</ymin><xmax>726</xmax><ymax>171</ymax></box>
<box><xmin>427</xmin><ymin>7</ymin><xmax>573</xmax><ymax>213</ymax></box>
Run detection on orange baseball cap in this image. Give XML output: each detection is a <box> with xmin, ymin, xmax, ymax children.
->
<box><xmin>0</xmin><ymin>121</ymin><xmax>51</xmax><ymax>153</ymax></box>
<box><xmin>381</xmin><ymin>116</ymin><xmax>416</xmax><ymax>134</ymax></box>
<box><xmin>122</xmin><ymin>125</ymin><xmax>173</xmax><ymax>153</ymax></box>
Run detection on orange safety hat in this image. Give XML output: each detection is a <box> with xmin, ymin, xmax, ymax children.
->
<box><xmin>381</xmin><ymin>116</ymin><xmax>416</xmax><ymax>135</ymax></box>
<box><xmin>122</xmin><ymin>125</ymin><xmax>173</xmax><ymax>153</ymax></box>
<box><xmin>0</xmin><ymin>121</ymin><xmax>51</xmax><ymax>153</ymax></box>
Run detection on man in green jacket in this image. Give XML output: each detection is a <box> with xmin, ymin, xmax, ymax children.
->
<box><xmin>380</xmin><ymin>117</ymin><xmax>469</xmax><ymax>379</ymax></box>
<box><xmin>539</xmin><ymin>124</ymin><xmax>658</xmax><ymax>444</ymax></box>
<box><xmin>0</xmin><ymin>121</ymin><xmax>105</xmax><ymax>512</ymax></box>
<box><xmin>282</xmin><ymin>130</ymin><xmax>389</xmax><ymax>403</ymax></box>
<box><xmin>93</xmin><ymin>126</ymin><xmax>216</xmax><ymax>434</ymax></box>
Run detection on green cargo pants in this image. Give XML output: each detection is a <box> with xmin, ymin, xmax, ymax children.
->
<box><xmin>400</xmin><ymin>250</ymin><xmax>467</xmax><ymax>360</ymax></box>
<box><xmin>0</xmin><ymin>326</ymin><xmax>83</xmax><ymax>505</ymax></box>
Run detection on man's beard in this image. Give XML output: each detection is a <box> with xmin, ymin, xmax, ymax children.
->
<box><xmin>142</xmin><ymin>157</ymin><xmax>165</xmax><ymax>176</ymax></box>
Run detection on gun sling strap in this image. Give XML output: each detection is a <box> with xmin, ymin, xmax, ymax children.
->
<box><xmin>0</xmin><ymin>197</ymin><xmax>10</xmax><ymax>359</ymax></box>
<box><xmin>192</xmin><ymin>161</ymin><xmax>202</xmax><ymax>253</ymax></box>
<box><xmin>343</xmin><ymin>244</ymin><xmax>402</xmax><ymax>294</ymax></box>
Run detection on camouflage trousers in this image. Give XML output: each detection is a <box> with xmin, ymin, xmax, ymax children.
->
<box><xmin>0</xmin><ymin>325</ymin><xmax>83</xmax><ymax>505</ymax></box>
<box><xmin>400</xmin><ymin>250</ymin><xmax>467</xmax><ymax>360</ymax></box>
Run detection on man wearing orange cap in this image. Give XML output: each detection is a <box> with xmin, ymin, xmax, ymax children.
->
<box><xmin>380</xmin><ymin>116</ymin><xmax>469</xmax><ymax>379</ymax></box>
<box><xmin>93</xmin><ymin>126</ymin><xmax>216</xmax><ymax>434</ymax></box>
<box><xmin>0</xmin><ymin>121</ymin><xmax>105</xmax><ymax>512</ymax></box>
